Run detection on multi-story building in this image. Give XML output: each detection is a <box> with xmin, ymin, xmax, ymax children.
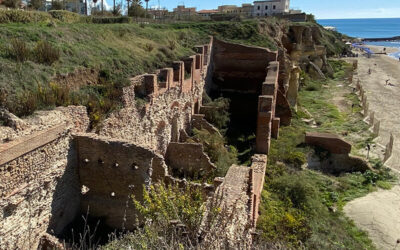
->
<box><xmin>241</xmin><ymin>3</ymin><xmax>253</xmax><ymax>16</ymax></box>
<box><xmin>197</xmin><ymin>9</ymin><xmax>219</xmax><ymax>19</ymax></box>
<box><xmin>217</xmin><ymin>4</ymin><xmax>253</xmax><ymax>16</ymax></box>
<box><xmin>253</xmin><ymin>0</ymin><xmax>290</xmax><ymax>17</ymax></box>
<box><xmin>173</xmin><ymin>5</ymin><xmax>197</xmax><ymax>16</ymax></box>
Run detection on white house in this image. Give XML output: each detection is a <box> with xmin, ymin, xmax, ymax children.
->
<box><xmin>253</xmin><ymin>0</ymin><xmax>290</xmax><ymax>17</ymax></box>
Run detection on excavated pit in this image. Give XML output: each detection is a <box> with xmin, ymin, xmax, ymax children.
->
<box><xmin>206</xmin><ymin>39</ymin><xmax>278</xmax><ymax>162</ymax></box>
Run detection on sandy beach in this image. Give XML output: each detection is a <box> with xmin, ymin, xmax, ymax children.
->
<box><xmin>354</xmin><ymin>44</ymin><xmax>400</xmax><ymax>169</ymax></box>
<box><xmin>344</xmin><ymin>45</ymin><xmax>400</xmax><ymax>250</ymax></box>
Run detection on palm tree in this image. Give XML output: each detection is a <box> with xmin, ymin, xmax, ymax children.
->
<box><xmin>144</xmin><ymin>0</ymin><xmax>149</xmax><ymax>18</ymax></box>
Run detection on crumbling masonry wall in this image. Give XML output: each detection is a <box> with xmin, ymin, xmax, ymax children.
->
<box><xmin>75</xmin><ymin>134</ymin><xmax>167</xmax><ymax>230</ymax></box>
<box><xmin>0</xmin><ymin>107</ymin><xmax>89</xmax><ymax>249</ymax></box>
<box><xmin>99</xmin><ymin>41</ymin><xmax>213</xmax><ymax>155</ymax></box>
<box><xmin>0</xmin><ymin>37</ymin><xmax>280</xmax><ymax>248</ymax></box>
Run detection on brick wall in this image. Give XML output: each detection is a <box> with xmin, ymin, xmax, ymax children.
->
<box><xmin>0</xmin><ymin>106</ymin><xmax>89</xmax><ymax>249</ymax></box>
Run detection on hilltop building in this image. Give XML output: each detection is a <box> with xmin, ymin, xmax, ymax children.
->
<box><xmin>216</xmin><ymin>4</ymin><xmax>253</xmax><ymax>16</ymax></box>
<box><xmin>173</xmin><ymin>5</ymin><xmax>197</xmax><ymax>17</ymax></box>
<box><xmin>253</xmin><ymin>0</ymin><xmax>290</xmax><ymax>16</ymax></box>
<box><xmin>198</xmin><ymin>9</ymin><xmax>219</xmax><ymax>19</ymax></box>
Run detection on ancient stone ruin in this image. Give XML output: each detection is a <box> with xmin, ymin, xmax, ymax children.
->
<box><xmin>0</xmin><ymin>37</ymin><xmax>283</xmax><ymax>248</ymax></box>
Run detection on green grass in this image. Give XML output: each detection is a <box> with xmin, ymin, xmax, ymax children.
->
<box><xmin>0</xmin><ymin>22</ymin><xmax>206</xmax><ymax>126</ymax></box>
<box><xmin>0</xmin><ymin>15</ymin><xmax>346</xmax><ymax>128</ymax></box>
<box><xmin>257</xmin><ymin>61</ymin><xmax>397</xmax><ymax>249</ymax></box>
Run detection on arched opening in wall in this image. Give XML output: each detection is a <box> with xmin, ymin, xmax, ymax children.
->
<box><xmin>171</xmin><ymin>116</ymin><xmax>179</xmax><ymax>142</ymax></box>
<box><xmin>156</xmin><ymin>121</ymin><xmax>167</xmax><ymax>153</ymax></box>
<box><xmin>194</xmin><ymin>100</ymin><xmax>199</xmax><ymax>114</ymax></box>
<box><xmin>184</xmin><ymin>102</ymin><xmax>192</xmax><ymax>134</ymax></box>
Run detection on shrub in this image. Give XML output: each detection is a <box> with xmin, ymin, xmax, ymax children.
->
<box><xmin>271</xmin><ymin>174</ymin><xmax>317</xmax><ymax>210</ymax></box>
<box><xmin>32</xmin><ymin>40</ymin><xmax>60</xmax><ymax>65</ymax></box>
<box><xmin>3</xmin><ymin>0</ymin><xmax>21</xmax><ymax>8</ymax></box>
<box><xmin>0</xmin><ymin>9</ymin><xmax>51</xmax><ymax>23</ymax></box>
<box><xmin>158</xmin><ymin>46</ymin><xmax>174</xmax><ymax>59</ymax></box>
<box><xmin>9</xmin><ymin>38</ymin><xmax>30</xmax><ymax>62</ymax></box>
<box><xmin>90</xmin><ymin>16</ymin><xmax>131</xmax><ymax>24</ymax></box>
<box><xmin>48</xmin><ymin>10</ymin><xmax>80</xmax><ymax>23</ymax></box>
<box><xmin>167</xmin><ymin>39</ymin><xmax>177</xmax><ymax>51</ymax></box>
<box><xmin>201</xmin><ymin>95</ymin><xmax>230</xmax><ymax>130</ymax></box>
<box><xmin>189</xmin><ymin>129</ymin><xmax>238</xmax><ymax>177</ymax></box>
<box><xmin>50</xmin><ymin>1</ymin><xmax>63</xmax><ymax>10</ymax></box>
<box><xmin>133</xmin><ymin>183</ymin><xmax>205</xmax><ymax>234</ymax></box>
<box><xmin>304</xmin><ymin>81</ymin><xmax>321</xmax><ymax>91</ymax></box>
<box><xmin>144</xmin><ymin>43</ymin><xmax>154</xmax><ymax>52</ymax></box>
<box><xmin>285</xmin><ymin>151</ymin><xmax>306</xmax><ymax>169</ymax></box>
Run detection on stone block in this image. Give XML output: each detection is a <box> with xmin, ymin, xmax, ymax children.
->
<box><xmin>262</xmin><ymin>82</ymin><xmax>276</xmax><ymax>96</ymax></box>
<box><xmin>258</xmin><ymin>95</ymin><xmax>274</xmax><ymax>113</ymax></box>
<box><xmin>256</xmin><ymin>111</ymin><xmax>272</xmax><ymax>154</ymax></box>
<box><xmin>271</xmin><ymin>117</ymin><xmax>280</xmax><ymax>139</ymax></box>
<box><xmin>305</xmin><ymin>132</ymin><xmax>351</xmax><ymax>154</ymax></box>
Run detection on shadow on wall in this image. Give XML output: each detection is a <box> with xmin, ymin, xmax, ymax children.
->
<box><xmin>47</xmin><ymin>139</ymin><xmax>81</xmax><ymax>237</ymax></box>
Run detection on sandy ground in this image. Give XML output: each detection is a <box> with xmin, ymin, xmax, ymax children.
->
<box><xmin>344</xmin><ymin>185</ymin><xmax>400</xmax><ymax>250</ymax></box>
<box><xmin>343</xmin><ymin>46</ymin><xmax>400</xmax><ymax>250</ymax></box>
<box><xmin>353</xmin><ymin>45</ymin><xmax>400</xmax><ymax>169</ymax></box>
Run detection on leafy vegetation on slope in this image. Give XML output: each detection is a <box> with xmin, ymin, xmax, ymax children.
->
<box><xmin>256</xmin><ymin>61</ymin><xmax>397</xmax><ymax>249</ymax></box>
<box><xmin>0</xmin><ymin>22</ymin><xmax>205</xmax><ymax>126</ymax></box>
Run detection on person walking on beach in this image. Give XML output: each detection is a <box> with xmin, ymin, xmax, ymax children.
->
<box><xmin>368</xmin><ymin>68</ymin><xmax>371</xmax><ymax>75</ymax></box>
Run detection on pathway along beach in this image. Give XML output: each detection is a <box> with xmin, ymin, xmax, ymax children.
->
<box><xmin>344</xmin><ymin>45</ymin><xmax>400</xmax><ymax>250</ymax></box>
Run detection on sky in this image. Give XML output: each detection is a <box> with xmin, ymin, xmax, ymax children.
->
<box><xmin>106</xmin><ymin>0</ymin><xmax>400</xmax><ymax>19</ymax></box>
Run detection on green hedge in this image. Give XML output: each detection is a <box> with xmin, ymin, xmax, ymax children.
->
<box><xmin>48</xmin><ymin>10</ymin><xmax>81</xmax><ymax>23</ymax></box>
<box><xmin>0</xmin><ymin>9</ymin><xmax>51</xmax><ymax>23</ymax></box>
<box><xmin>89</xmin><ymin>16</ymin><xmax>131</xmax><ymax>24</ymax></box>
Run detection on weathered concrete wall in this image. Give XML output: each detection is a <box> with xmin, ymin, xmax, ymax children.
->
<box><xmin>75</xmin><ymin>133</ymin><xmax>167</xmax><ymax>230</ymax></box>
<box><xmin>0</xmin><ymin>106</ymin><xmax>89</xmax><ymax>249</ymax></box>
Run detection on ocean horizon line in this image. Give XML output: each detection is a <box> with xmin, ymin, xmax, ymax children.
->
<box><xmin>317</xmin><ymin>17</ymin><xmax>400</xmax><ymax>21</ymax></box>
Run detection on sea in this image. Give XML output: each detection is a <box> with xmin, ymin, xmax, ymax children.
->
<box><xmin>317</xmin><ymin>18</ymin><xmax>400</xmax><ymax>59</ymax></box>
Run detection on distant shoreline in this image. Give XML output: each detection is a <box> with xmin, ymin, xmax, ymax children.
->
<box><xmin>362</xmin><ymin>36</ymin><xmax>400</xmax><ymax>42</ymax></box>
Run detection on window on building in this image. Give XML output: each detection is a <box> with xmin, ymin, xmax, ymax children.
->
<box><xmin>273</xmin><ymin>5</ymin><xmax>276</xmax><ymax>9</ymax></box>
<box><xmin>265</xmin><ymin>6</ymin><xmax>268</xmax><ymax>10</ymax></box>
<box><xmin>257</xmin><ymin>13</ymin><xmax>259</xmax><ymax>16</ymax></box>
<box><xmin>257</xmin><ymin>5</ymin><xmax>260</xmax><ymax>10</ymax></box>
<box><xmin>265</xmin><ymin>13</ymin><xmax>267</xmax><ymax>16</ymax></box>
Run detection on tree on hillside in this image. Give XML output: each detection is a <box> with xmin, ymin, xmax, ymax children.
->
<box><xmin>3</xmin><ymin>0</ymin><xmax>21</xmax><ymax>8</ymax></box>
<box><xmin>50</xmin><ymin>0</ymin><xmax>63</xmax><ymax>10</ymax></box>
<box><xmin>127</xmin><ymin>0</ymin><xmax>145</xmax><ymax>17</ymax></box>
<box><xmin>112</xmin><ymin>3</ymin><xmax>122</xmax><ymax>15</ymax></box>
<box><xmin>29</xmin><ymin>0</ymin><xmax>44</xmax><ymax>10</ymax></box>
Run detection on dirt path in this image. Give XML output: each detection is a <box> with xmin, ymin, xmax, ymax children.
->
<box><xmin>344</xmin><ymin>47</ymin><xmax>400</xmax><ymax>249</ymax></box>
